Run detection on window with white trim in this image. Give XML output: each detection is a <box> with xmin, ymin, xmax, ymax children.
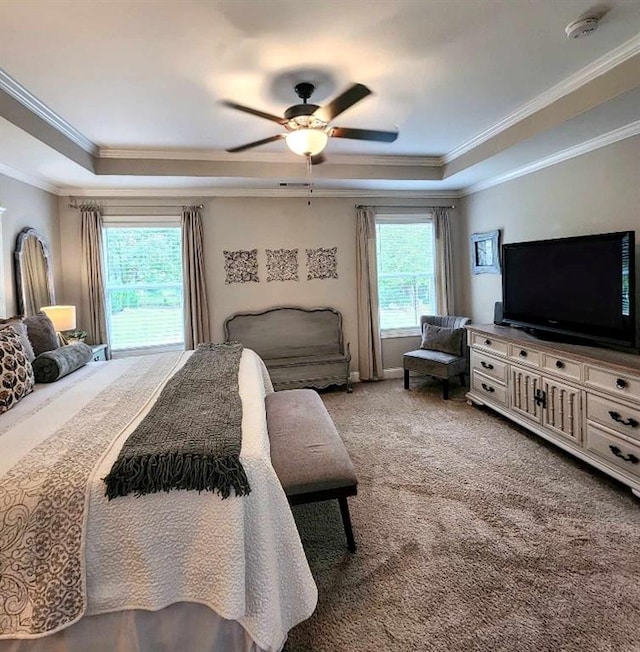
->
<box><xmin>103</xmin><ymin>225</ymin><xmax>184</xmax><ymax>353</ymax></box>
<box><xmin>376</xmin><ymin>215</ymin><xmax>436</xmax><ymax>334</ymax></box>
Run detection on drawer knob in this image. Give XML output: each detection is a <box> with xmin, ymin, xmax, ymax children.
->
<box><xmin>609</xmin><ymin>445</ymin><xmax>639</xmax><ymax>464</ymax></box>
<box><xmin>484</xmin><ymin>339</ymin><xmax>492</xmax><ymax>345</ymax></box>
<box><xmin>608</xmin><ymin>411</ymin><xmax>639</xmax><ymax>428</ymax></box>
<box><xmin>555</xmin><ymin>360</ymin><xmax>564</xmax><ymax>369</ymax></box>
<box><xmin>480</xmin><ymin>361</ymin><xmax>494</xmax><ymax>370</ymax></box>
<box><xmin>481</xmin><ymin>383</ymin><xmax>495</xmax><ymax>393</ymax></box>
<box><xmin>519</xmin><ymin>350</ymin><xmax>527</xmax><ymax>358</ymax></box>
<box><xmin>616</xmin><ymin>378</ymin><xmax>628</xmax><ymax>389</ymax></box>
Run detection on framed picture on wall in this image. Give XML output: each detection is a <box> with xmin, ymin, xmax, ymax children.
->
<box><xmin>470</xmin><ymin>229</ymin><xmax>501</xmax><ymax>274</ymax></box>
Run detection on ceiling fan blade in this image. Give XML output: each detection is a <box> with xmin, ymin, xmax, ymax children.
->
<box><xmin>330</xmin><ymin>126</ymin><xmax>398</xmax><ymax>142</ymax></box>
<box><xmin>310</xmin><ymin>154</ymin><xmax>326</xmax><ymax>165</ymax></box>
<box><xmin>314</xmin><ymin>83</ymin><xmax>372</xmax><ymax>122</ymax></box>
<box><xmin>221</xmin><ymin>100</ymin><xmax>284</xmax><ymax>124</ymax></box>
<box><xmin>226</xmin><ymin>134</ymin><xmax>284</xmax><ymax>153</ymax></box>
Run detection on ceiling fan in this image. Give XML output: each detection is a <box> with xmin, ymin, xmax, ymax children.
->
<box><xmin>222</xmin><ymin>82</ymin><xmax>398</xmax><ymax>164</ymax></box>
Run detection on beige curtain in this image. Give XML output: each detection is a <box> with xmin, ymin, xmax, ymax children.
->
<box><xmin>356</xmin><ymin>206</ymin><xmax>383</xmax><ymax>381</ymax></box>
<box><xmin>434</xmin><ymin>207</ymin><xmax>455</xmax><ymax>315</ymax></box>
<box><xmin>80</xmin><ymin>206</ymin><xmax>109</xmax><ymax>352</ymax></box>
<box><xmin>182</xmin><ymin>206</ymin><xmax>210</xmax><ymax>349</ymax></box>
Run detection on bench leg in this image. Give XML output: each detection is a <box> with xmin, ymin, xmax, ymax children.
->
<box><xmin>403</xmin><ymin>368</ymin><xmax>410</xmax><ymax>390</ymax></box>
<box><xmin>338</xmin><ymin>496</ymin><xmax>356</xmax><ymax>552</ymax></box>
<box><xmin>459</xmin><ymin>372</ymin><xmax>466</xmax><ymax>387</ymax></box>
<box><xmin>442</xmin><ymin>379</ymin><xmax>449</xmax><ymax>400</ymax></box>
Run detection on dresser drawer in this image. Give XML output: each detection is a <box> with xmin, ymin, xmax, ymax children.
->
<box><xmin>471</xmin><ymin>350</ymin><xmax>507</xmax><ymax>382</ymax></box>
<box><xmin>509</xmin><ymin>344</ymin><xmax>541</xmax><ymax>368</ymax></box>
<box><xmin>542</xmin><ymin>354</ymin><xmax>581</xmax><ymax>382</ymax></box>
<box><xmin>587</xmin><ymin>394</ymin><xmax>640</xmax><ymax>443</ymax></box>
<box><xmin>585</xmin><ymin>423</ymin><xmax>640</xmax><ymax>482</ymax></box>
<box><xmin>470</xmin><ymin>333</ymin><xmax>508</xmax><ymax>356</ymax></box>
<box><xmin>472</xmin><ymin>371</ymin><xmax>507</xmax><ymax>407</ymax></box>
<box><xmin>584</xmin><ymin>366</ymin><xmax>640</xmax><ymax>402</ymax></box>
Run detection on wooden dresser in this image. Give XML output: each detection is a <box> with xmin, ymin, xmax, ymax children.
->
<box><xmin>466</xmin><ymin>324</ymin><xmax>640</xmax><ymax>499</ymax></box>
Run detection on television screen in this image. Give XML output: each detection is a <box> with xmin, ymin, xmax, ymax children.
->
<box><xmin>502</xmin><ymin>231</ymin><xmax>636</xmax><ymax>348</ymax></box>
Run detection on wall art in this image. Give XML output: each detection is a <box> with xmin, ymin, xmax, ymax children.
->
<box><xmin>470</xmin><ymin>230</ymin><xmax>501</xmax><ymax>275</ymax></box>
<box><xmin>224</xmin><ymin>249</ymin><xmax>259</xmax><ymax>284</ymax></box>
<box><xmin>306</xmin><ymin>246</ymin><xmax>338</xmax><ymax>280</ymax></box>
<box><xmin>266</xmin><ymin>248</ymin><xmax>299</xmax><ymax>282</ymax></box>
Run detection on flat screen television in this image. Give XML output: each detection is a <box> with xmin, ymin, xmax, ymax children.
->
<box><xmin>501</xmin><ymin>231</ymin><xmax>637</xmax><ymax>350</ymax></box>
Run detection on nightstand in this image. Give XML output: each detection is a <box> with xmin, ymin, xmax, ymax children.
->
<box><xmin>91</xmin><ymin>344</ymin><xmax>108</xmax><ymax>362</ymax></box>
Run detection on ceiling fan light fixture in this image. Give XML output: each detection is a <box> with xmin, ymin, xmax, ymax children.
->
<box><xmin>285</xmin><ymin>128</ymin><xmax>328</xmax><ymax>157</ymax></box>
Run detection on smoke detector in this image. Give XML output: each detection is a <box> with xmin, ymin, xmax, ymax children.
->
<box><xmin>565</xmin><ymin>15</ymin><xmax>600</xmax><ymax>39</ymax></box>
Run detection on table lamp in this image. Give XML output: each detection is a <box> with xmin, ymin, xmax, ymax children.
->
<box><xmin>41</xmin><ymin>305</ymin><xmax>76</xmax><ymax>345</ymax></box>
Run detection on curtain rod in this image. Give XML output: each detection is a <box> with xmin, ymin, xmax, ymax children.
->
<box><xmin>355</xmin><ymin>203</ymin><xmax>455</xmax><ymax>210</ymax></box>
<box><xmin>68</xmin><ymin>201</ymin><xmax>204</xmax><ymax>209</ymax></box>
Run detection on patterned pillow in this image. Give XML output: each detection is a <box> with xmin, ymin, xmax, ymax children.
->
<box><xmin>24</xmin><ymin>311</ymin><xmax>59</xmax><ymax>356</ymax></box>
<box><xmin>0</xmin><ymin>317</ymin><xmax>35</xmax><ymax>362</ymax></box>
<box><xmin>0</xmin><ymin>326</ymin><xmax>35</xmax><ymax>414</ymax></box>
<box><xmin>420</xmin><ymin>324</ymin><xmax>464</xmax><ymax>356</ymax></box>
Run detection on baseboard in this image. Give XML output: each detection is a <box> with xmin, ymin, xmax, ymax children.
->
<box><xmin>349</xmin><ymin>368</ymin><xmax>404</xmax><ymax>383</ymax></box>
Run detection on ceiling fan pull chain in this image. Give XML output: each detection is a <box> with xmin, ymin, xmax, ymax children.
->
<box><xmin>306</xmin><ymin>155</ymin><xmax>314</xmax><ymax>206</ymax></box>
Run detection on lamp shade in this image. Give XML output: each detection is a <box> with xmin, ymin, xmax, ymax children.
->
<box><xmin>41</xmin><ymin>305</ymin><xmax>76</xmax><ymax>331</ymax></box>
<box><xmin>285</xmin><ymin>129</ymin><xmax>328</xmax><ymax>156</ymax></box>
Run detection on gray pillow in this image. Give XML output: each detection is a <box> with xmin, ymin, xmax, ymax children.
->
<box><xmin>24</xmin><ymin>311</ymin><xmax>59</xmax><ymax>356</ymax></box>
<box><xmin>0</xmin><ymin>318</ymin><xmax>35</xmax><ymax>362</ymax></box>
<box><xmin>32</xmin><ymin>342</ymin><xmax>92</xmax><ymax>383</ymax></box>
<box><xmin>420</xmin><ymin>324</ymin><xmax>464</xmax><ymax>356</ymax></box>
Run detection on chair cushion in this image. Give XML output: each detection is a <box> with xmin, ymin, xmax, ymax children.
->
<box><xmin>403</xmin><ymin>348</ymin><xmax>467</xmax><ymax>378</ymax></box>
<box><xmin>420</xmin><ymin>323</ymin><xmax>464</xmax><ymax>356</ymax></box>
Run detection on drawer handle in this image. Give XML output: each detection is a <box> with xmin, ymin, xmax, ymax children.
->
<box><xmin>555</xmin><ymin>360</ymin><xmax>564</xmax><ymax>369</ymax></box>
<box><xmin>484</xmin><ymin>339</ymin><xmax>492</xmax><ymax>345</ymax></box>
<box><xmin>608</xmin><ymin>411</ymin><xmax>639</xmax><ymax>428</ymax></box>
<box><xmin>519</xmin><ymin>350</ymin><xmax>527</xmax><ymax>358</ymax></box>
<box><xmin>616</xmin><ymin>378</ymin><xmax>628</xmax><ymax>389</ymax></box>
<box><xmin>480</xmin><ymin>361</ymin><xmax>494</xmax><ymax>370</ymax></box>
<box><xmin>481</xmin><ymin>383</ymin><xmax>495</xmax><ymax>393</ymax></box>
<box><xmin>609</xmin><ymin>445</ymin><xmax>639</xmax><ymax>464</ymax></box>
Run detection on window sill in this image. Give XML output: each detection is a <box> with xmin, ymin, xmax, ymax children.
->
<box><xmin>111</xmin><ymin>343</ymin><xmax>185</xmax><ymax>359</ymax></box>
<box><xmin>381</xmin><ymin>328</ymin><xmax>421</xmax><ymax>339</ymax></box>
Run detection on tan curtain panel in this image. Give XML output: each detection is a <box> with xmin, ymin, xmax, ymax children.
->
<box><xmin>80</xmin><ymin>206</ymin><xmax>109</xmax><ymax>352</ymax></box>
<box><xmin>356</xmin><ymin>206</ymin><xmax>383</xmax><ymax>381</ymax></box>
<box><xmin>434</xmin><ymin>207</ymin><xmax>455</xmax><ymax>315</ymax></box>
<box><xmin>182</xmin><ymin>206</ymin><xmax>210</xmax><ymax>349</ymax></box>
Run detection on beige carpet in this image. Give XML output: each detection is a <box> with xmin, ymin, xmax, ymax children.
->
<box><xmin>285</xmin><ymin>378</ymin><xmax>640</xmax><ymax>652</ymax></box>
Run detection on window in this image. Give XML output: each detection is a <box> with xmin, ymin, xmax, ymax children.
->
<box><xmin>376</xmin><ymin>216</ymin><xmax>436</xmax><ymax>333</ymax></box>
<box><xmin>103</xmin><ymin>226</ymin><xmax>184</xmax><ymax>353</ymax></box>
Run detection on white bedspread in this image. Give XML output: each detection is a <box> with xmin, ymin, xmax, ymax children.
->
<box><xmin>0</xmin><ymin>350</ymin><xmax>317</xmax><ymax>652</ymax></box>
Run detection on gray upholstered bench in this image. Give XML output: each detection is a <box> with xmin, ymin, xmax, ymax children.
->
<box><xmin>265</xmin><ymin>389</ymin><xmax>358</xmax><ymax>552</ymax></box>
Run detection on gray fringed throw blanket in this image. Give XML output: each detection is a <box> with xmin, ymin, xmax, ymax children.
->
<box><xmin>104</xmin><ymin>342</ymin><xmax>250</xmax><ymax>500</ymax></box>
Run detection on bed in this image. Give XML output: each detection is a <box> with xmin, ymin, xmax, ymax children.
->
<box><xmin>0</xmin><ymin>348</ymin><xmax>317</xmax><ymax>652</ymax></box>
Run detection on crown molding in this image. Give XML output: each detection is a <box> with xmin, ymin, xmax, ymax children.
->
<box><xmin>99</xmin><ymin>147</ymin><xmax>442</xmax><ymax>167</ymax></box>
<box><xmin>60</xmin><ymin>186</ymin><xmax>462</xmax><ymax>199</ymax></box>
<box><xmin>0</xmin><ymin>69</ymin><xmax>98</xmax><ymax>156</ymax></box>
<box><xmin>0</xmin><ymin>163</ymin><xmax>61</xmax><ymax>195</ymax></box>
<box><xmin>461</xmin><ymin>120</ymin><xmax>640</xmax><ymax>197</ymax></box>
<box><xmin>444</xmin><ymin>33</ymin><xmax>640</xmax><ymax>164</ymax></box>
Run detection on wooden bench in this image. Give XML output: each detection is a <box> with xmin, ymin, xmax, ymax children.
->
<box><xmin>224</xmin><ymin>306</ymin><xmax>351</xmax><ymax>392</ymax></box>
<box><xmin>265</xmin><ymin>389</ymin><xmax>358</xmax><ymax>552</ymax></box>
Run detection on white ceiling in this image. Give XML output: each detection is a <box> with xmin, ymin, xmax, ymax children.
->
<box><xmin>0</xmin><ymin>0</ymin><xmax>639</xmax><ymax>196</ymax></box>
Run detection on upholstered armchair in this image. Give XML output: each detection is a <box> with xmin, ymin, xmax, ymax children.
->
<box><xmin>403</xmin><ymin>315</ymin><xmax>472</xmax><ymax>399</ymax></box>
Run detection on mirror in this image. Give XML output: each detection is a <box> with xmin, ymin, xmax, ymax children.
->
<box><xmin>14</xmin><ymin>227</ymin><xmax>55</xmax><ymax>316</ymax></box>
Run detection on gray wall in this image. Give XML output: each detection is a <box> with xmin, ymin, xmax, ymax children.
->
<box><xmin>0</xmin><ymin>174</ymin><xmax>60</xmax><ymax>318</ymax></box>
<box><xmin>457</xmin><ymin>135</ymin><xmax>640</xmax><ymax>325</ymax></box>
<box><xmin>59</xmin><ymin>195</ymin><xmax>461</xmax><ymax>371</ymax></box>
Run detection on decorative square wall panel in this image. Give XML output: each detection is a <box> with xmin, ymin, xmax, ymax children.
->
<box><xmin>224</xmin><ymin>249</ymin><xmax>259</xmax><ymax>284</ymax></box>
<box><xmin>306</xmin><ymin>247</ymin><xmax>338</xmax><ymax>280</ymax></box>
<box><xmin>266</xmin><ymin>248</ymin><xmax>299</xmax><ymax>282</ymax></box>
